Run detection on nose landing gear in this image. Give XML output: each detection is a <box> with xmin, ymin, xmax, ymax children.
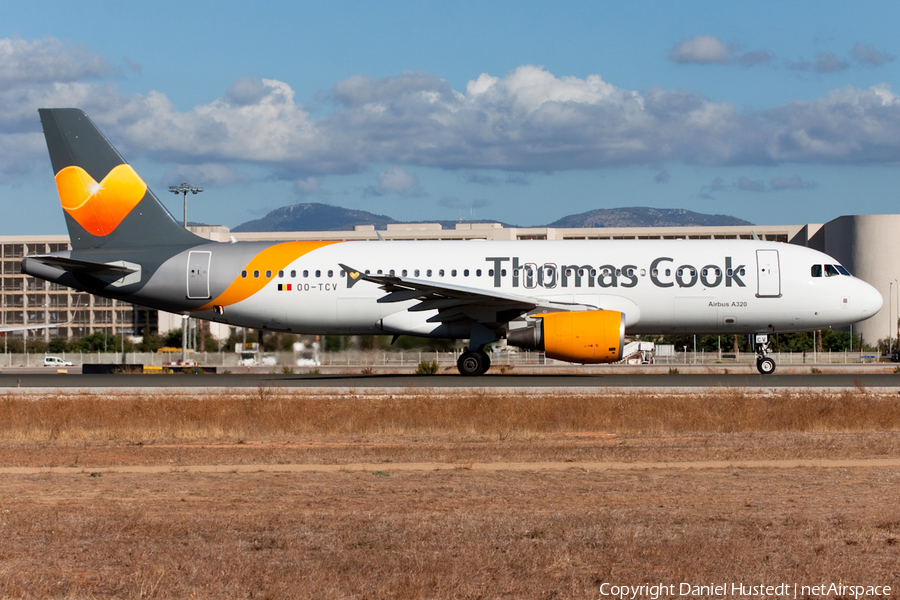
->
<box><xmin>754</xmin><ymin>333</ymin><xmax>776</xmax><ymax>374</ymax></box>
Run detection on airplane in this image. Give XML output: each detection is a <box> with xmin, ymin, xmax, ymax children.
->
<box><xmin>21</xmin><ymin>109</ymin><xmax>883</xmax><ymax>375</ymax></box>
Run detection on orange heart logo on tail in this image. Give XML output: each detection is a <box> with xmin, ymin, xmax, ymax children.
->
<box><xmin>54</xmin><ymin>164</ymin><xmax>147</xmax><ymax>236</ymax></box>
<box><xmin>350</xmin><ymin>271</ymin><xmax>360</xmax><ymax>279</ymax></box>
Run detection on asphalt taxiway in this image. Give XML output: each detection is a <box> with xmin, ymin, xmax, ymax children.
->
<box><xmin>2</xmin><ymin>372</ymin><xmax>899</xmax><ymax>389</ymax></box>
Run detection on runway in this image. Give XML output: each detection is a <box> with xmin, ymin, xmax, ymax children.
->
<box><xmin>2</xmin><ymin>371</ymin><xmax>900</xmax><ymax>389</ymax></box>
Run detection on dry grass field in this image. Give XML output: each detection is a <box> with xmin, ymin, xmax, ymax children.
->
<box><xmin>1</xmin><ymin>387</ymin><xmax>899</xmax><ymax>599</ymax></box>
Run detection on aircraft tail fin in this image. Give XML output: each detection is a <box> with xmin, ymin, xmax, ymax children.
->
<box><xmin>38</xmin><ymin>108</ymin><xmax>203</xmax><ymax>250</ymax></box>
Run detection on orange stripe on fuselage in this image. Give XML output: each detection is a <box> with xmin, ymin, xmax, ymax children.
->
<box><xmin>196</xmin><ymin>241</ymin><xmax>341</xmax><ymax>311</ymax></box>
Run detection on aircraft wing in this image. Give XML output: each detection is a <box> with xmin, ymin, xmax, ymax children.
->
<box><xmin>339</xmin><ymin>263</ymin><xmax>596</xmax><ymax>320</ymax></box>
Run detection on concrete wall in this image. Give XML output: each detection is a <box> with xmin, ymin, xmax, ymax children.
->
<box><xmin>821</xmin><ymin>215</ymin><xmax>900</xmax><ymax>347</ymax></box>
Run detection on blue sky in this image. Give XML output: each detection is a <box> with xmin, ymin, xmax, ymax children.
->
<box><xmin>3</xmin><ymin>0</ymin><xmax>900</xmax><ymax>233</ymax></box>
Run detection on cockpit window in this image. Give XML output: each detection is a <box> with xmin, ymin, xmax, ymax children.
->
<box><xmin>813</xmin><ymin>264</ymin><xmax>850</xmax><ymax>278</ymax></box>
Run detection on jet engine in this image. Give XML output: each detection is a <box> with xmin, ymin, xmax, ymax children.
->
<box><xmin>506</xmin><ymin>310</ymin><xmax>625</xmax><ymax>363</ymax></box>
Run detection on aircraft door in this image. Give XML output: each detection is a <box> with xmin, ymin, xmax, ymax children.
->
<box><xmin>756</xmin><ymin>249</ymin><xmax>781</xmax><ymax>298</ymax></box>
<box><xmin>187</xmin><ymin>251</ymin><xmax>211</xmax><ymax>299</ymax></box>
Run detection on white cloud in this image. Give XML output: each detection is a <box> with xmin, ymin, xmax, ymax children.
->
<box><xmin>702</xmin><ymin>174</ymin><xmax>818</xmax><ymax>197</ymax></box>
<box><xmin>0</xmin><ymin>38</ymin><xmax>111</xmax><ymax>89</ymax></box>
<box><xmin>852</xmin><ymin>43</ymin><xmax>896</xmax><ymax>67</ymax></box>
<box><xmin>669</xmin><ymin>36</ymin><xmax>731</xmax><ymax>65</ymax></box>
<box><xmin>787</xmin><ymin>45</ymin><xmax>893</xmax><ymax>73</ymax></box>
<box><xmin>669</xmin><ymin>36</ymin><xmax>773</xmax><ymax>68</ymax></box>
<box><xmin>4</xmin><ymin>36</ymin><xmax>900</xmax><ymax>189</ymax></box>
<box><xmin>770</xmin><ymin>175</ymin><xmax>816</xmax><ymax>190</ymax></box>
<box><xmin>294</xmin><ymin>176</ymin><xmax>321</xmax><ymax>195</ymax></box>
<box><xmin>737</xmin><ymin>177</ymin><xmax>766</xmax><ymax>192</ymax></box>
<box><xmin>161</xmin><ymin>163</ymin><xmax>249</xmax><ymax>188</ymax></box>
<box><xmin>813</xmin><ymin>52</ymin><xmax>849</xmax><ymax>73</ymax></box>
<box><xmin>377</xmin><ymin>167</ymin><xmax>417</xmax><ymax>194</ymax></box>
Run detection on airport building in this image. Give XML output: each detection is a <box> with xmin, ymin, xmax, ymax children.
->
<box><xmin>5</xmin><ymin>214</ymin><xmax>898</xmax><ymax>348</ymax></box>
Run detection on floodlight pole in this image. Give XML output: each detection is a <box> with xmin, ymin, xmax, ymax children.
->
<box><xmin>168</xmin><ymin>181</ymin><xmax>204</xmax><ymax>229</ymax></box>
<box><xmin>169</xmin><ymin>182</ymin><xmax>202</xmax><ymax>368</ymax></box>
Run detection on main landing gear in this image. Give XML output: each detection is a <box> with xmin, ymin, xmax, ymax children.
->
<box><xmin>457</xmin><ymin>323</ymin><xmax>496</xmax><ymax>376</ymax></box>
<box><xmin>457</xmin><ymin>350</ymin><xmax>491</xmax><ymax>376</ymax></box>
<box><xmin>754</xmin><ymin>333</ymin><xmax>776</xmax><ymax>375</ymax></box>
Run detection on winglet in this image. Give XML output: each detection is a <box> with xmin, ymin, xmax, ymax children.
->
<box><xmin>340</xmin><ymin>263</ymin><xmax>365</xmax><ymax>289</ymax></box>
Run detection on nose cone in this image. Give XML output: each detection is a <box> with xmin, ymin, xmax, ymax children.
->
<box><xmin>855</xmin><ymin>279</ymin><xmax>883</xmax><ymax>321</ymax></box>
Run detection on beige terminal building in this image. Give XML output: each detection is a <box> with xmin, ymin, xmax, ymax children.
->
<box><xmin>3</xmin><ymin>213</ymin><xmax>898</xmax><ymax>348</ymax></box>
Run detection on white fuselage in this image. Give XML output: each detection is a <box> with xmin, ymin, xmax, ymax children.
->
<box><xmin>192</xmin><ymin>239</ymin><xmax>882</xmax><ymax>337</ymax></box>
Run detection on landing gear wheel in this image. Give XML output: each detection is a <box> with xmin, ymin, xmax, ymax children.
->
<box><xmin>756</xmin><ymin>357</ymin><xmax>776</xmax><ymax>375</ymax></box>
<box><xmin>457</xmin><ymin>350</ymin><xmax>490</xmax><ymax>376</ymax></box>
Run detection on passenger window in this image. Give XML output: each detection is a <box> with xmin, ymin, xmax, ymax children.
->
<box><xmin>651</xmin><ymin>269</ymin><xmax>658</xmax><ymax>277</ymax></box>
<box><xmin>451</xmin><ymin>270</ymin><xmax>457</xmax><ymax>277</ymax></box>
<box><xmin>389</xmin><ymin>269</ymin><xmax>395</xmax><ymax>277</ymax></box>
<box><xmin>253</xmin><ymin>270</ymin><xmax>260</xmax><ymax>278</ymax></box>
<box><xmin>501</xmin><ymin>269</ymin><xmax>507</xmax><ymax>276</ymax></box>
<box><xmin>290</xmin><ymin>270</ymin><xmax>296</xmax><ymax>278</ymax></box>
<box><xmin>665</xmin><ymin>269</ymin><xmax>671</xmax><ymax>276</ymax></box>
<box><xmin>414</xmin><ymin>269</ymin><xmax>420</xmax><ymax>277</ymax></box>
<box><xmin>489</xmin><ymin>269</ymin><xmax>494</xmax><ymax>276</ymax></box>
<box><xmin>241</xmin><ymin>270</ymin><xmax>247</xmax><ymax>278</ymax></box>
<box><xmin>303</xmin><ymin>270</ymin><xmax>309</xmax><ymax>278</ymax></box>
<box><xmin>476</xmin><ymin>269</ymin><xmax>481</xmax><ymax>277</ymax></box>
<box><xmin>825</xmin><ymin>264</ymin><xmax>840</xmax><ymax>277</ymax></box>
<box><xmin>265</xmin><ymin>270</ymin><xmax>272</xmax><ymax>278</ymax></box>
<box><xmin>278</xmin><ymin>270</ymin><xmax>284</xmax><ymax>278</ymax></box>
<box><xmin>315</xmin><ymin>270</ymin><xmax>321</xmax><ymax>277</ymax></box>
<box><xmin>463</xmin><ymin>269</ymin><xmax>469</xmax><ymax>277</ymax></box>
<box><xmin>427</xmin><ymin>269</ymin><xmax>433</xmax><ymax>277</ymax></box>
<box><xmin>402</xmin><ymin>269</ymin><xmax>407</xmax><ymax>277</ymax></box>
<box><xmin>377</xmin><ymin>270</ymin><xmax>383</xmax><ymax>275</ymax></box>
<box><xmin>328</xmin><ymin>270</ymin><xmax>333</xmax><ymax>278</ymax></box>
<box><xmin>439</xmin><ymin>269</ymin><xmax>445</xmax><ymax>277</ymax></box>
<box><xmin>811</xmin><ymin>265</ymin><xmax>822</xmax><ymax>277</ymax></box>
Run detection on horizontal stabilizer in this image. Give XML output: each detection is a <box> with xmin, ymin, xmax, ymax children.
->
<box><xmin>26</xmin><ymin>255</ymin><xmax>136</xmax><ymax>277</ymax></box>
<box><xmin>23</xmin><ymin>255</ymin><xmax>142</xmax><ymax>288</ymax></box>
<box><xmin>0</xmin><ymin>322</ymin><xmax>71</xmax><ymax>334</ymax></box>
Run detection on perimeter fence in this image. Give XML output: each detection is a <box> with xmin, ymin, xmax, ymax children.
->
<box><xmin>0</xmin><ymin>348</ymin><xmax>888</xmax><ymax>369</ymax></box>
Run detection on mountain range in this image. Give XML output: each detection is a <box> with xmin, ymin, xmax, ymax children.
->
<box><xmin>232</xmin><ymin>203</ymin><xmax>751</xmax><ymax>232</ymax></box>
